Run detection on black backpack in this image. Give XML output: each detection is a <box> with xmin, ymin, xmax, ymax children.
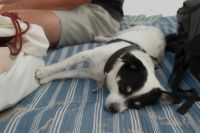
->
<box><xmin>166</xmin><ymin>0</ymin><xmax>200</xmax><ymax>115</ymax></box>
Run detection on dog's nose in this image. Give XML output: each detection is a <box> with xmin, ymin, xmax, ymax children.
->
<box><xmin>108</xmin><ymin>103</ymin><xmax>119</xmax><ymax>113</ymax></box>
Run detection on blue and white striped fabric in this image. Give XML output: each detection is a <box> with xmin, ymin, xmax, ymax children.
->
<box><xmin>0</xmin><ymin>16</ymin><xmax>200</xmax><ymax>133</ymax></box>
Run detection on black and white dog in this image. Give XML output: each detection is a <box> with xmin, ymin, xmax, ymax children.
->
<box><xmin>35</xmin><ymin>25</ymin><xmax>180</xmax><ymax>113</ymax></box>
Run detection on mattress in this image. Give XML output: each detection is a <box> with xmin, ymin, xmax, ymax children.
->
<box><xmin>0</xmin><ymin>16</ymin><xmax>200</xmax><ymax>133</ymax></box>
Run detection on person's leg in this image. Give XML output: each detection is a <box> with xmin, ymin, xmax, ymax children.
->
<box><xmin>10</xmin><ymin>4</ymin><xmax>120</xmax><ymax>48</ymax></box>
<box><xmin>13</xmin><ymin>9</ymin><xmax>61</xmax><ymax>47</ymax></box>
<box><xmin>54</xmin><ymin>3</ymin><xmax>120</xmax><ymax>47</ymax></box>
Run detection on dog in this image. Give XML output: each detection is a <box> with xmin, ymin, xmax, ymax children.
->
<box><xmin>35</xmin><ymin>25</ymin><xmax>181</xmax><ymax>113</ymax></box>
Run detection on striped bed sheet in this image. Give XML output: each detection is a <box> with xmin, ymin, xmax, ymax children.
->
<box><xmin>0</xmin><ymin>16</ymin><xmax>200</xmax><ymax>133</ymax></box>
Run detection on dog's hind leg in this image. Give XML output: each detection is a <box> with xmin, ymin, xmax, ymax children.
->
<box><xmin>37</xmin><ymin>68</ymin><xmax>98</xmax><ymax>84</ymax></box>
<box><xmin>35</xmin><ymin>50</ymin><xmax>93</xmax><ymax>80</ymax></box>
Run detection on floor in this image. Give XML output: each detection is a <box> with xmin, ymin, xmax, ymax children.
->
<box><xmin>123</xmin><ymin>0</ymin><xmax>185</xmax><ymax>16</ymax></box>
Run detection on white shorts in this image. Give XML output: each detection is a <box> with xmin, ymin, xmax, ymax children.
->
<box><xmin>53</xmin><ymin>3</ymin><xmax>120</xmax><ymax>46</ymax></box>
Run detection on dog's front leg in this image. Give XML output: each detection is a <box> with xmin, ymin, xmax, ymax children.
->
<box><xmin>35</xmin><ymin>50</ymin><xmax>93</xmax><ymax>82</ymax></box>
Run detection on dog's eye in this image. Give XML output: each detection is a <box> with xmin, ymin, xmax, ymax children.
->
<box><xmin>126</xmin><ymin>86</ymin><xmax>132</xmax><ymax>93</ymax></box>
<box><xmin>119</xmin><ymin>85</ymin><xmax>133</xmax><ymax>96</ymax></box>
<box><xmin>129</xmin><ymin>101</ymin><xmax>142</xmax><ymax>109</ymax></box>
<box><xmin>134</xmin><ymin>101</ymin><xmax>141</xmax><ymax>106</ymax></box>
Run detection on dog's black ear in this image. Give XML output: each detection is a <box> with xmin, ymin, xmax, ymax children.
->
<box><xmin>121</xmin><ymin>52</ymin><xmax>142</xmax><ymax>69</ymax></box>
<box><xmin>121</xmin><ymin>52</ymin><xmax>134</xmax><ymax>64</ymax></box>
<box><xmin>159</xmin><ymin>89</ymin><xmax>182</xmax><ymax>104</ymax></box>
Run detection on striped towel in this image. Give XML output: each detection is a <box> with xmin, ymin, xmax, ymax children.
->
<box><xmin>0</xmin><ymin>16</ymin><xmax>200</xmax><ymax>133</ymax></box>
<box><xmin>120</xmin><ymin>15</ymin><xmax>162</xmax><ymax>29</ymax></box>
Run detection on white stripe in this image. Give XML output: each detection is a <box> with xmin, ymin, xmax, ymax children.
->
<box><xmin>30</xmin><ymin>110</ymin><xmax>43</xmax><ymax>133</ymax></box>
<box><xmin>4</xmin><ymin>111</ymin><xmax>22</xmax><ymax>133</ymax></box>
<box><xmin>5</xmin><ymin>110</ymin><xmax>30</xmax><ymax>133</ymax></box>
<box><xmin>91</xmin><ymin>82</ymin><xmax>104</xmax><ymax>133</ymax></box>
<box><xmin>94</xmin><ymin>87</ymin><xmax>103</xmax><ymax>133</ymax></box>
<box><xmin>52</xmin><ymin>75</ymin><xmax>79</xmax><ymax>133</ymax></box>
<box><xmin>52</xmin><ymin>73</ymin><xmax>79</xmax><ymax>133</ymax></box>
<box><xmin>129</xmin><ymin>110</ymin><xmax>134</xmax><ymax>129</ymax></box>
<box><xmin>161</xmin><ymin>105</ymin><xmax>181</xmax><ymax>133</ymax></box>
<box><xmin>30</xmin><ymin>81</ymin><xmax>65</xmax><ymax>133</ymax></box>
<box><xmin>185</xmin><ymin>113</ymin><xmax>200</xmax><ymax>132</ymax></box>
<box><xmin>158</xmin><ymin>69</ymin><xmax>183</xmax><ymax>133</ymax></box>
<box><xmin>158</xmin><ymin>69</ymin><xmax>183</xmax><ymax>132</ymax></box>
<box><xmin>4</xmin><ymin>84</ymin><xmax>49</xmax><ymax>133</ymax></box>
<box><xmin>28</xmin><ymin>84</ymin><xmax>51</xmax><ymax>108</ymax></box>
<box><xmin>29</xmin><ymin>49</ymin><xmax>69</xmax><ymax>132</ymax></box>
<box><xmin>26</xmin><ymin>49</ymin><xmax>61</xmax><ymax>109</ymax></box>
<box><xmin>92</xmin><ymin>88</ymin><xmax>100</xmax><ymax>133</ymax></box>
<box><xmin>49</xmin><ymin>46</ymin><xmax>79</xmax><ymax>132</ymax></box>
<box><xmin>135</xmin><ymin>110</ymin><xmax>141</xmax><ymax>130</ymax></box>
<box><xmin>72</xmin><ymin>81</ymin><xmax>89</xmax><ymax>133</ymax></box>
<box><xmin>113</xmin><ymin>114</ymin><xmax>120</xmax><ymax>133</ymax></box>
<box><xmin>98</xmin><ymin>87</ymin><xmax>104</xmax><ymax>133</ymax></box>
<box><xmin>129</xmin><ymin>110</ymin><xmax>137</xmax><ymax>131</ymax></box>
<box><xmin>147</xmin><ymin>107</ymin><xmax>160</xmax><ymax>133</ymax></box>
<box><xmin>50</xmin><ymin>45</ymin><xmax>88</xmax><ymax>133</ymax></box>
<box><xmin>56</xmin><ymin>67</ymin><xmax>82</xmax><ymax>132</ymax></box>
<box><xmin>129</xmin><ymin>110</ymin><xmax>142</xmax><ymax>132</ymax></box>
<box><xmin>190</xmin><ymin>72</ymin><xmax>200</xmax><ymax>86</ymax></box>
<box><xmin>46</xmin><ymin>50</ymin><xmax>57</xmax><ymax>65</ymax></box>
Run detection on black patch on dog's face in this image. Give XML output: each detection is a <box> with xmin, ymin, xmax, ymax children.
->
<box><xmin>125</xmin><ymin>88</ymin><xmax>182</xmax><ymax>109</ymax></box>
<box><xmin>126</xmin><ymin>88</ymin><xmax>163</xmax><ymax>109</ymax></box>
<box><xmin>117</xmin><ymin>52</ymin><xmax>147</xmax><ymax>96</ymax></box>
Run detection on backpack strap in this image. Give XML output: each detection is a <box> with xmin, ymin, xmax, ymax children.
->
<box><xmin>168</xmin><ymin>52</ymin><xmax>200</xmax><ymax>115</ymax></box>
<box><xmin>176</xmin><ymin>89</ymin><xmax>200</xmax><ymax>114</ymax></box>
<box><xmin>167</xmin><ymin>0</ymin><xmax>200</xmax><ymax>115</ymax></box>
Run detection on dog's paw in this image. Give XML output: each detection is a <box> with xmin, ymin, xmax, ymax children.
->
<box><xmin>38</xmin><ymin>77</ymin><xmax>51</xmax><ymax>84</ymax></box>
<box><xmin>35</xmin><ymin>67</ymin><xmax>50</xmax><ymax>80</ymax></box>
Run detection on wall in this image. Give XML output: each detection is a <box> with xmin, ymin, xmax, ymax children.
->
<box><xmin>123</xmin><ymin>0</ymin><xmax>185</xmax><ymax>16</ymax></box>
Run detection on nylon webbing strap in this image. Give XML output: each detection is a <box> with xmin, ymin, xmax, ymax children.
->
<box><xmin>177</xmin><ymin>89</ymin><xmax>200</xmax><ymax>114</ymax></box>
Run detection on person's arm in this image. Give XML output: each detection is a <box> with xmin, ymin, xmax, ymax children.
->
<box><xmin>0</xmin><ymin>0</ymin><xmax>90</xmax><ymax>12</ymax></box>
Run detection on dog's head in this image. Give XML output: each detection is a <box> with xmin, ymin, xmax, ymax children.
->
<box><xmin>105</xmin><ymin>50</ymin><xmax>181</xmax><ymax>113</ymax></box>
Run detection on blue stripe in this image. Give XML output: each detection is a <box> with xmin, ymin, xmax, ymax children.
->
<box><xmin>1</xmin><ymin>16</ymin><xmax>200</xmax><ymax>133</ymax></box>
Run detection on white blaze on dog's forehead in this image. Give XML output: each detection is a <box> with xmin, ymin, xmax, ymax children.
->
<box><xmin>106</xmin><ymin>61</ymin><xmax>124</xmax><ymax>92</ymax></box>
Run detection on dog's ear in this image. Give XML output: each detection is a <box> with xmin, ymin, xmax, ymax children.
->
<box><xmin>158</xmin><ymin>89</ymin><xmax>182</xmax><ymax>104</ymax></box>
<box><xmin>121</xmin><ymin>52</ymin><xmax>142</xmax><ymax>69</ymax></box>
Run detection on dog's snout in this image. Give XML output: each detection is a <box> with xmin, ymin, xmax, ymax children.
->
<box><xmin>105</xmin><ymin>94</ymin><xmax>127</xmax><ymax>113</ymax></box>
<box><xmin>108</xmin><ymin>103</ymin><xmax>119</xmax><ymax>113</ymax></box>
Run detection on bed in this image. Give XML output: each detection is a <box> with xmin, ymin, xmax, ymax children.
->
<box><xmin>0</xmin><ymin>15</ymin><xmax>200</xmax><ymax>133</ymax></box>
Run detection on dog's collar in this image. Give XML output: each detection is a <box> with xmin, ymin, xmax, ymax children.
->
<box><xmin>104</xmin><ymin>38</ymin><xmax>146</xmax><ymax>74</ymax></box>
